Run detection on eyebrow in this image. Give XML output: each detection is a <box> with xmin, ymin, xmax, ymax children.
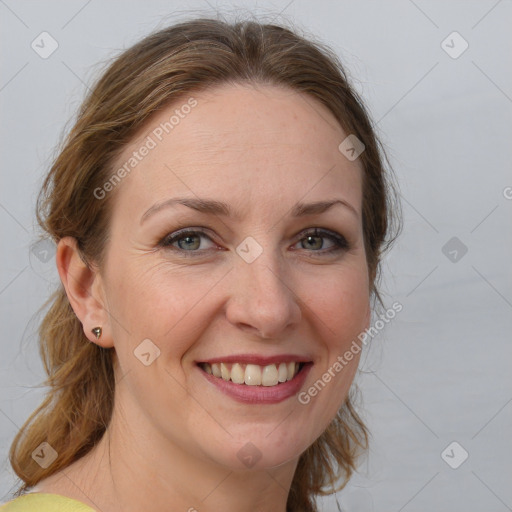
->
<box><xmin>140</xmin><ymin>197</ymin><xmax>358</xmax><ymax>224</ymax></box>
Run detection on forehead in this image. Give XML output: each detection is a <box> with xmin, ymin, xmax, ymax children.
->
<box><xmin>109</xmin><ymin>83</ymin><xmax>363</xmax><ymax>221</ymax></box>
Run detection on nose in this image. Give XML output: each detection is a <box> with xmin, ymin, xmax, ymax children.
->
<box><xmin>225</xmin><ymin>251</ymin><xmax>302</xmax><ymax>339</ymax></box>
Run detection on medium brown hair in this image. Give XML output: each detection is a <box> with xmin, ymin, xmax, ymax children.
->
<box><xmin>9</xmin><ymin>17</ymin><xmax>400</xmax><ymax>511</ymax></box>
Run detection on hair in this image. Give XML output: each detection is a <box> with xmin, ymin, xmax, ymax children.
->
<box><xmin>9</xmin><ymin>17</ymin><xmax>400</xmax><ymax>512</ymax></box>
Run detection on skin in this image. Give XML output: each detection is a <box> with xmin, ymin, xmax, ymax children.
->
<box><xmin>37</xmin><ymin>83</ymin><xmax>371</xmax><ymax>512</ymax></box>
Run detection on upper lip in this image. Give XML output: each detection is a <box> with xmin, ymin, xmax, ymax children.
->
<box><xmin>196</xmin><ymin>354</ymin><xmax>313</xmax><ymax>366</ymax></box>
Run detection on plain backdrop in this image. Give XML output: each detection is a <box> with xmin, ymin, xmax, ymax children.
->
<box><xmin>1</xmin><ymin>1</ymin><xmax>511</xmax><ymax>511</ymax></box>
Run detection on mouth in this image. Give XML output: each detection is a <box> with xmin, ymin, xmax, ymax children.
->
<box><xmin>199</xmin><ymin>361</ymin><xmax>305</xmax><ymax>387</ymax></box>
<box><xmin>196</xmin><ymin>357</ymin><xmax>313</xmax><ymax>404</ymax></box>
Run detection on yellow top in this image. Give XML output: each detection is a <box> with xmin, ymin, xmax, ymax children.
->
<box><xmin>0</xmin><ymin>493</ymin><xmax>95</xmax><ymax>511</ymax></box>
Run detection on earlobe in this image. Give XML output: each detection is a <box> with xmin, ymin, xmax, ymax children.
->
<box><xmin>56</xmin><ymin>237</ymin><xmax>113</xmax><ymax>348</ymax></box>
<box><xmin>91</xmin><ymin>326</ymin><xmax>103</xmax><ymax>340</ymax></box>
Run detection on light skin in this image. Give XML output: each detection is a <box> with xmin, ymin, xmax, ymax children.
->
<box><xmin>36</xmin><ymin>83</ymin><xmax>371</xmax><ymax>512</ymax></box>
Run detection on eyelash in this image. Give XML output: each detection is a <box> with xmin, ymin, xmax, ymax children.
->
<box><xmin>158</xmin><ymin>227</ymin><xmax>350</xmax><ymax>257</ymax></box>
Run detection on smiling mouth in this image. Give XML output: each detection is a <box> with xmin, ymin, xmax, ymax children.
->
<box><xmin>198</xmin><ymin>361</ymin><xmax>306</xmax><ymax>387</ymax></box>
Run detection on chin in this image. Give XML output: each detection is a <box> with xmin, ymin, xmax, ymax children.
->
<box><xmin>198</xmin><ymin>423</ymin><xmax>319</xmax><ymax>472</ymax></box>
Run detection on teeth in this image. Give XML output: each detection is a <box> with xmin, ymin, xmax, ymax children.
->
<box><xmin>262</xmin><ymin>364</ymin><xmax>278</xmax><ymax>386</ymax></box>
<box><xmin>220</xmin><ymin>363</ymin><xmax>230</xmax><ymax>381</ymax></box>
<box><xmin>287</xmin><ymin>362</ymin><xmax>296</xmax><ymax>381</ymax></box>
<box><xmin>278</xmin><ymin>362</ymin><xmax>288</xmax><ymax>382</ymax></box>
<box><xmin>245</xmin><ymin>364</ymin><xmax>262</xmax><ymax>386</ymax></box>
<box><xmin>201</xmin><ymin>361</ymin><xmax>303</xmax><ymax>386</ymax></box>
<box><xmin>231</xmin><ymin>363</ymin><xmax>245</xmax><ymax>384</ymax></box>
<box><xmin>211</xmin><ymin>363</ymin><xmax>221</xmax><ymax>378</ymax></box>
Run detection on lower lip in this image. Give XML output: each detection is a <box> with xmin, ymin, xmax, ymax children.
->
<box><xmin>198</xmin><ymin>364</ymin><xmax>312</xmax><ymax>404</ymax></box>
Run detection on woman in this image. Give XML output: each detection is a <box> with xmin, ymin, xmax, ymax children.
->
<box><xmin>3</xmin><ymin>17</ymin><xmax>399</xmax><ymax>512</ymax></box>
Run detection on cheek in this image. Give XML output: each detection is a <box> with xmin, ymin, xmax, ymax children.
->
<box><xmin>304</xmin><ymin>262</ymin><xmax>370</xmax><ymax>344</ymax></box>
<box><xmin>299</xmin><ymin>262</ymin><xmax>369</xmax><ymax>405</ymax></box>
<box><xmin>105</xmin><ymin>258</ymin><xmax>223</xmax><ymax>358</ymax></box>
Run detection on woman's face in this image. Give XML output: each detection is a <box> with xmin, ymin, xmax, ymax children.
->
<box><xmin>99</xmin><ymin>83</ymin><xmax>370</xmax><ymax>470</ymax></box>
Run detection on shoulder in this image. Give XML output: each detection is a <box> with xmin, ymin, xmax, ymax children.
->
<box><xmin>0</xmin><ymin>493</ymin><xmax>96</xmax><ymax>511</ymax></box>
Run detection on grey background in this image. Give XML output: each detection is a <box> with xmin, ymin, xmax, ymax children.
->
<box><xmin>1</xmin><ymin>1</ymin><xmax>511</xmax><ymax>510</ymax></box>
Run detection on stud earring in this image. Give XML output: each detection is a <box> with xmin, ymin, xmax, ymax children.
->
<box><xmin>91</xmin><ymin>327</ymin><xmax>102</xmax><ymax>340</ymax></box>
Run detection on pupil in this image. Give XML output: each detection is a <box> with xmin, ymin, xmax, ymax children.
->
<box><xmin>181</xmin><ymin>235</ymin><xmax>199</xmax><ymax>250</ymax></box>
<box><xmin>305</xmin><ymin>236</ymin><xmax>322</xmax><ymax>250</ymax></box>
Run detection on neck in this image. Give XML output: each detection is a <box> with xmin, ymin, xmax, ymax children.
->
<box><xmin>57</xmin><ymin>401</ymin><xmax>297</xmax><ymax>512</ymax></box>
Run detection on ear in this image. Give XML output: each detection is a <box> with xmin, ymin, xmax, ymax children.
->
<box><xmin>56</xmin><ymin>237</ymin><xmax>113</xmax><ymax>348</ymax></box>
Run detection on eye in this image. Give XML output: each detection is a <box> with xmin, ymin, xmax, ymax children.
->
<box><xmin>159</xmin><ymin>228</ymin><xmax>217</xmax><ymax>253</ymax></box>
<box><xmin>158</xmin><ymin>227</ymin><xmax>350</xmax><ymax>257</ymax></box>
<box><xmin>293</xmin><ymin>228</ymin><xmax>349</xmax><ymax>253</ymax></box>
